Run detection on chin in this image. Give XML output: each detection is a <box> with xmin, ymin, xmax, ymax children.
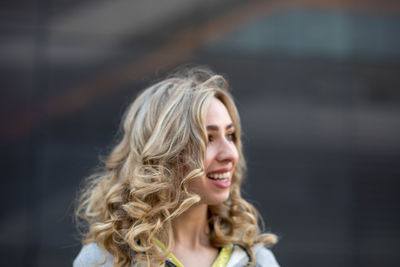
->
<box><xmin>204</xmin><ymin>192</ymin><xmax>230</xmax><ymax>205</ymax></box>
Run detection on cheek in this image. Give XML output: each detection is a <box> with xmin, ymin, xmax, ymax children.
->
<box><xmin>204</xmin><ymin>147</ymin><xmax>215</xmax><ymax>170</ymax></box>
<box><xmin>232</xmin><ymin>145</ymin><xmax>239</xmax><ymax>164</ymax></box>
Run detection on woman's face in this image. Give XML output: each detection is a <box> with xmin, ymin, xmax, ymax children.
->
<box><xmin>189</xmin><ymin>97</ymin><xmax>239</xmax><ymax>205</ymax></box>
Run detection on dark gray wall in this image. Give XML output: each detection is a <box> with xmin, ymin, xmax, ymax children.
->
<box><xmin>1</xmin><ymin>0</ymin><xmax>400</xmax><ymax>266</ymax></box>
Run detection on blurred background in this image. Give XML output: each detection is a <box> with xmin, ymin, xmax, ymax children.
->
<box><xmin>1</xmin><ymin>0</ymin><xmax>400</xmax><ymax>266</ymax></box>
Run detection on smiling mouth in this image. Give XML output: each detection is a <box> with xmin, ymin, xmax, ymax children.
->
<box><xmin>207</xmin><ymin>171</ymin><xmax>230</xmax><ymax>182</ymax></box>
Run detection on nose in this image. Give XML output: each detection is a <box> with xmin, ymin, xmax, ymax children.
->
<box><xmin>216</xmin><ymin>138</ymin><xmax>238</xmax><ymax>163</ymax></box>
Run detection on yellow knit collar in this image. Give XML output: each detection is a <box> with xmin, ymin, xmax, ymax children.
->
<box><xmin>153</xmin><ymin>238</ymin><xmax>233</xmax><ymax>267</ymax></box>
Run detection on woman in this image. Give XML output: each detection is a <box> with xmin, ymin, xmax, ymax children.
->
<box><xmin>74</xmin><ymin>67</ymin><xmax>279</xmax><ymax>267</ymax></box>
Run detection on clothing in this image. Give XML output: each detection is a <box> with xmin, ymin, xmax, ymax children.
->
<box><xmin>73</xmin><ymin>242</ymin><xmax>279</xmax><ymax>267</ymax></box>
<box><xmin>153</xmin><ymin>237</ymin><xmax>233</xmax><ymax>267</ymax></box>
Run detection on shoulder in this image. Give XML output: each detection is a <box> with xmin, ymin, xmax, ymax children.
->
<box><xmin>73</xmin><ymin>243</ymin><xmax>114</xmax><ymax>267</ymax></box>
<box><xmin>227</xmin><ymin>243</ymin><xmax>279</xmax><ymax>267</ymax></box>
<box><xmin>253</xmin><ymin>243</ymin><xmax>280</xmax><ymax>267</ymax></box>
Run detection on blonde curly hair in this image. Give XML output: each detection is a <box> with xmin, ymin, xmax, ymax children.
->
<box><xmin>75</xmin><ymin>67</ymin><xmax>277</xmax><ymax>266</ymax></box>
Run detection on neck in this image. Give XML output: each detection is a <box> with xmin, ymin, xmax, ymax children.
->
<box><xmin>171</xmin><ymin>203</ymin><xmax>210</xmax><ymax>249</ymax></box>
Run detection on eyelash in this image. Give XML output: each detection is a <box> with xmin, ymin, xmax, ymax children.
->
<box><xmin>208</xmin><ymin>132</ymin><xmax>236</xmax><ymax>143</ymax></box>
<box><xmin>227</xmin><ymin>132</ymin><xmax>236</xmax><ymax>142</ymax></box>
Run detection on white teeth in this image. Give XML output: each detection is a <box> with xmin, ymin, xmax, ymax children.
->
<box><xmin>207</xmin><ymin>171</ymin><xmax>230</xmax><ymax>181</ymax></box>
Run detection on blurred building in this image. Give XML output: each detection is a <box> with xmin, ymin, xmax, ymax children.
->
<box><xmin>1</xmin><ymin>0</ymin><xmax>400</xmax><ymax>266</ymax></box>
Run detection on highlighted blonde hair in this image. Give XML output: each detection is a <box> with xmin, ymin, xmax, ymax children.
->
<box><xmin>75</xmin><ymin>67</ymin><xmax>277</xmax><ymax>266</ymax></box>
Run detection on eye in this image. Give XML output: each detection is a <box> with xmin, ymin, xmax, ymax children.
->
<box><xmin>226</xmin><ymin>132</ymin><xmax>236</xmax><ymax>142</ymax></box>
<box><xmin>208</xmin><ymin>134</ymin><xmax>214</xmax><ymax>143</ymax></box>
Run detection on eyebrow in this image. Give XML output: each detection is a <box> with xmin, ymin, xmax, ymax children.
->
<box><xmin>206</xmin><ymin>123</ymin><xmax>234</xmax><ymax>131</ymax></box>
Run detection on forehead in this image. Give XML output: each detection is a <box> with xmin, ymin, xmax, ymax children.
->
<box><xmin>205</xmin><ymin>97</ymin><xmax>233</xmax><ymax>126</ymax></box>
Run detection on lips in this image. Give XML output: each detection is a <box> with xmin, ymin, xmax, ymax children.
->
<box><xmin>207</xmin><ymin>174</ymin><xmax>231</xmax><ymax>189</ymax></box>
<box><xmin>207</xmin><ymin>171</ymin><xmax>230</xmax><ymax>181</ymax></box>
<box><xmin>206</xmin><ymin>168</ymin><xmax>232</xmax><ymax>183</ymax></box>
